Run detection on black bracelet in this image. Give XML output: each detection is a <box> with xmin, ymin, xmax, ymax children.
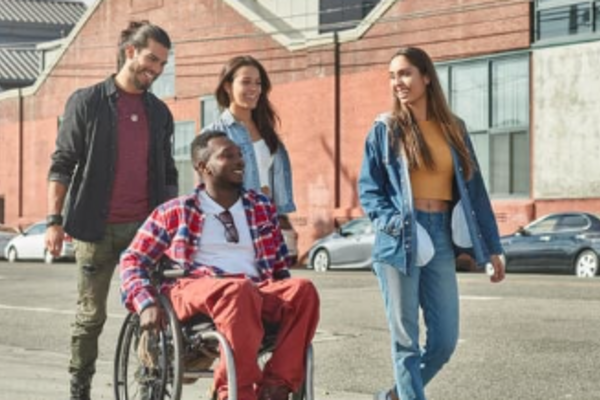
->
<box><xmin>46</xmin><ymin>214</ymin><xmax>63</xmax><ymax>227</ymax></box>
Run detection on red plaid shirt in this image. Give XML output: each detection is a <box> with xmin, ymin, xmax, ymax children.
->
<box><xmin>120</xmin><ymin>185</ymin><xmax>291</xmax><ymax>313</ymax></box>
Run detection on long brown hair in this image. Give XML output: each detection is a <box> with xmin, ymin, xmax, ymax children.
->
<box><xmin>215</xmin><ymin>55</ymin><xmax>281</xmax><ymax>154</ymax></box>
<box><xmin>389</xmin><ymin>47</ymin><xmax>474</xmax><ymax>179</ymax></box>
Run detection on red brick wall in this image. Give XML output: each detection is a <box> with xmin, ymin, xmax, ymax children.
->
<box><xmin>0</xmin><ymin>0</ymin><xmax>540</xmax><ymax>256</ymax></box>
<box><xmin>0</xmin><ymin>98</ymin><xmax>21</xmax><ymax>224</ymax></box>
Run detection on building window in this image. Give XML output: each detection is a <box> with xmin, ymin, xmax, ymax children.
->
<box><xmin>535</xmin><ymin>0</ymin><xmax>597</xmax><ymax>41</ymax></box>
<box><xmin>437</xmin><ymin>55</ymin><xmax>530</xmax><ymax>197</ymax></box>
<box><xmin>152</xmin><ymin>48</ymin><xmax>175</xmax><ymax>98</ymax></box>
<box><xmin>200</xmin><ymin>95</ymin><xmax>220</xmax><ymax>128</ymax></box>
<box><xmin>319</xmin><ymin>0</ymin><xmax>381</xmax><ymax>33</ymax></box>
<box><xmin>173</xmin><ymin>121</ymin><xmax>196</xmax><ymax>195</ymax></box>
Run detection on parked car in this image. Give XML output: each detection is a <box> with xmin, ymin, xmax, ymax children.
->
<box><xmin>307</xmin><ymin>217</ymin><xmax>374</xmax><ymax>272</ymax></box>
<box><xmin>3</xmin><ymin>221</ymin><xmax>75</xmax><ymax>264</ymax></box>
<box><xmin>501</xmin><ymin>212</ymin><xmax>600</xmax><ymax>278</ymax></box>
<box><xmin>0</xmin><ymin>225</ymin><xmax>19</xmax><ymax>260</ymax></box>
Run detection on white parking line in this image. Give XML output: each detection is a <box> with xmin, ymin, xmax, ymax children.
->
<box><xmin>0</xmin><ymin>296</ymin><xmax>499</xmax><ymax>322</ymax></box>
<box><xmin>0</xmin><ymin>303</ymin><xmax>125</xmax><ymax>319</ymax></box>
<box><xmin>460</xmin><ymin>295</ymin><xmax>501</xmax><ymax>301</ymax></box>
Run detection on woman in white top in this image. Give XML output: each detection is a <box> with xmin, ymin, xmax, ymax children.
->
<box><xmin>203</xmin><ymin>55</ymin><xmax>296</xmax><ymax>231</ymax></box>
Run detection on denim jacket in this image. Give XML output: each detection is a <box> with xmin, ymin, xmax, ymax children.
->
<box><xmin>358</xmin><ymin>113</ymin><xmax>503</xmax><ymax>274</ymax></box>
<box><xmin>203</xmin><ymin>109</ymin><xmax>296</xmax><ymax>214</ymax></box>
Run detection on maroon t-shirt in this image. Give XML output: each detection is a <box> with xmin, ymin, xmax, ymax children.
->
<box><xmin>107</xmin><ymin>90</ymin><xmax>150</xmax><ymax>223</ymax></box>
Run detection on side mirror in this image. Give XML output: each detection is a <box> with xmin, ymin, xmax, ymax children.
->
<box><xmin>516</xmin><ymin>226</ymin><xmax>530</xmax><ymax>236</ymax></box>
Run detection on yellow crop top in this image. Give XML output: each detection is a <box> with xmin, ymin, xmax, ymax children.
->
<box><xmin>409</xmin><ymin>120</ymin><xmax>454</xmax><ymax>201</ymax></box>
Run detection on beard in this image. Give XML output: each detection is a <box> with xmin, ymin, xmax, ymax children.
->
<box><xmin>217</xmin><ymin>177</ymin><xmax>244</xmax><ymax>191</ymax></box>
<box><xmin>128</xmin><ymin>63</ymin><xmax>154</xmax><ymax>91</ymax></box>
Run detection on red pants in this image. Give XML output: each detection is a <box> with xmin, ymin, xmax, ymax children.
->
<box><xmin>168</xmin><ymin>277</ymin><xmax>320</xmax><ymax>400</ymax></box>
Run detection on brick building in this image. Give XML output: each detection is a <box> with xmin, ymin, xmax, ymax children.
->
<box><xmin>1</xmin><ymin>0</ymin><xmax>599</xmax><ymax>259</ymax></box>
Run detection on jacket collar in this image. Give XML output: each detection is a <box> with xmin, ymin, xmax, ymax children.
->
<box><xmin>221</xmin><ymin>108</ymin><xmax>241</xmax><ymax>127</ymax></box>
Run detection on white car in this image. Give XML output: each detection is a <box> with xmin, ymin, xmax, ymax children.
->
<box><xmin>4</xmin><ymin>221</ymin><xmax>75</xmax><ymax>264</ymax></box>
<box><xmin>0</xmin><ymin>230</ymin><xmax>18</xmax><ymax>259</ymax></box>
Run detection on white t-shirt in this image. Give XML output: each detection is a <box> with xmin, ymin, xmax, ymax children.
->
<box><xmin>194</xmin><ymin>191</ymin><xmax>258</xmax><ymax>278</ymax></box>
<box><xmin>253</xmin><ymin>139</ymin><xmax>274</xmax><ymax>189</ymax></box>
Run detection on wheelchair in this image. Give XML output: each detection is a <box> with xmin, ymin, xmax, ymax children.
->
<box><xmin>113</xmin><ymin>265</ymin><xmax>314</xmax><ymax>400</ymax></box>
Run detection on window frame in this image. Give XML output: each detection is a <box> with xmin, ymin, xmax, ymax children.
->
<box><xmin>151</xmin><ymin>47</ymin><xmax>176</xmax><ymax>99</ymax></box>
<box><xmin>436</xmin><ymin>53</ymin><xmax>531</xmax><ymax>199</ymax></box>
<box><xmin>319</xmin><ymin>0</ymin><xmax>382</xmax><ymax>33</ymax></box>
<box><xmin>200</xmin><ymin>95</ymin><xmax>220</xmax><ymax>129</ymax></box>
<box><xmin>534</xmin><ymin>0</ymin><xmax>599</xmax><ymax>44</ymax></box>
<box><xmin>172</xmin><ymin>120</ymin><xmax>197</xmax><ymax>196</ymax></box>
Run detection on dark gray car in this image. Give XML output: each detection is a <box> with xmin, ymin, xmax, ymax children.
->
<box><xmin>501</xmin><ymin>212</ymin><xmax>600</xmax><ymax>278</ymax></box>
<box><xmin>307</xmin><ymin>217</ymin><xmax>374</xmax><ymax>272</ymax></box>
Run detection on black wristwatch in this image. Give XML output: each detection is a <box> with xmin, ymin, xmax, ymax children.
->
<box><xmin>46</xmin><ymin>214</ymin><xmax>63</xmax><ymax>228</ymax></box>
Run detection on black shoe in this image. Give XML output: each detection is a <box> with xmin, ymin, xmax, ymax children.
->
<box><xmin>70</xmin><ymin>376</ymin><xmax>91</xmax><ymax>400</ymax></box>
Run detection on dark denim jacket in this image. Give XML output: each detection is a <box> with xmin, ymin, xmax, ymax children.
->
<box><xmin>48</xmin><ymin>76</ymin><xmax>178</xmax><ymax>242</ymax></box>
<box><xmin>358</xmin><ymin>113</ymin><xmax>503</xmax><ymax>274</ymax></box>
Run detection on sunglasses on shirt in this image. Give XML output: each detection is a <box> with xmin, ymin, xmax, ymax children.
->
<box><xmin>214</xmin><ymin>210</ymin><xmax>239</xmax><ymax>244</ymax></box>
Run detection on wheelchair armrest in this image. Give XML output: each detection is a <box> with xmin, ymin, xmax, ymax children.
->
<box><xmin>162</xmin><ymin>269</ymin><xmax>189</xmax><ymax>279</ymax></box>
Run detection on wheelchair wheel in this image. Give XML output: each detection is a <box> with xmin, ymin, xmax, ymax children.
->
<box><xmin>114</xmin><ymin>295</ymin><xmax>184</xmax><ymax>400</ymax></box>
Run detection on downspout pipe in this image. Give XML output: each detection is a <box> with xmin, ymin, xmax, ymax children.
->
<box><xmin>334</xmin><ymin>32</ymin><xmax>341</xmax><ymax>208</ymax></box>
<box><xmin>18</xmin><ymin>88</ymin><xmax>23</xmax><ymax>217</ymax></box>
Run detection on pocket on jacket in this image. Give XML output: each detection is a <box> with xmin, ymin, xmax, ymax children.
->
<box><xmin>373</xmin><ymin>228</ymin><xmax>403</xmax><ymax>264</ymax></box>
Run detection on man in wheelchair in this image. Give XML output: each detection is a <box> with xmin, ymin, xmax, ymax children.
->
<box><xmin>120</xmin><ymin>130</ymin><xmax>320</xmax><ymax>400</ymax></box>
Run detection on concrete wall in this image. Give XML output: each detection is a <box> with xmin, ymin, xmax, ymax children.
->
<box><xmin>533</xmin><ymin>42</ymin><xmax>600</xmax><ymax>199</ymax></box>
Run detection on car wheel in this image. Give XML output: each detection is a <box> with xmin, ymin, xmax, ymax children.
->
<box><xmin>44</xmin><ymin>250</ymin><xmax>54</xmax><ymax>264</ymax></box>
<box><xmin>7</xmin><ymin>247</ymin><xmax>18</xmax><ymax>263</ymax></box>
<box><xmin>312</xmin><ymin>249</ymin><xmax>330</xmax><ymax>272</ymax></box>
<box><xmin>574</xmin><ymin>250</ymin><xmax>598</xmax><ymax>278</ymax></box>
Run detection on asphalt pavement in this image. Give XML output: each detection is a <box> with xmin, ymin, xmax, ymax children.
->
<box><xmin>1</xmin><ymin>261</ymin><xmax>600</xmax><ymax>400</ymax></box>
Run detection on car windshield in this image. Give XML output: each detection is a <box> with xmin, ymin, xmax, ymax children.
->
<box><xmin>25</xmin><ymin>223</ymin><xmax>46</xmax><ymax>235</ymax></box>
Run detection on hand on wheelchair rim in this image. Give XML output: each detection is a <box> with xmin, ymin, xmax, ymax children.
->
<box><xmin>140</xmin><ymin>305</ymin><xmax>166</xmax><ymax>331</ymax></box>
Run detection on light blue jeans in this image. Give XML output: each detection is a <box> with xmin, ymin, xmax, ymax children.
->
<box><xmin>373</xmin><ymin>210</ymin><xmax>459</xmax><ymax>400</ymax></box>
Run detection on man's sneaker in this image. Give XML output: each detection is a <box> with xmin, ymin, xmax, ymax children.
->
<box><xmin>258</xmin><ymin>384</ymin><xmax>291</xmax><ymax>400</ymax></box>
<box><xmin>373</xmin><ymin>388</ymin><xmax>399</xmax><ymax>400</ymax></box>
<box><xmin>70</xmin><ymin>375</ymin><xmax>91</xmax><ymax>400</ymax></box>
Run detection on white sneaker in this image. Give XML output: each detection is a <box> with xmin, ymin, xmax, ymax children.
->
<box><xmin>373</xmin><ymin>389</ymin><xmax>398</xmax><ymax>400</ymax></box>
<box><xmin>373</xmin><ymin>390</ymin><xmax>391</xmax><ymax>400</ymax></box>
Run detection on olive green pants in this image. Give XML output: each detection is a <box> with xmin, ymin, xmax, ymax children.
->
<box><xmin>69</xmin><ymin>221</ymin><xmax>141</xmax><ymax>380</ymax></box>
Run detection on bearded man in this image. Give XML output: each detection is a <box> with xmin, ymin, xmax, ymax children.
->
<box><xmin>45</xmin><ymin>20</ymin><xmax>178</xmax><ymax>400</ymax></box>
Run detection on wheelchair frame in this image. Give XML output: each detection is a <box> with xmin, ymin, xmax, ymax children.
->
<box><xmin>113</xmin><ymin>269</ymin><xmax>314</xmax><ymax>400</ymax></box>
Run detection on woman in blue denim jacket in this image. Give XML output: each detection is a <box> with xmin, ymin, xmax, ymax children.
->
<box><xmin>358</xmin><ymin>47</ymin><xmax>505</xmax><ymax>400</ymax></box>
<box><xmin>203</xmin><ymin>56</ymin><xmax>296</xmax><ymax>220</ymax></box>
